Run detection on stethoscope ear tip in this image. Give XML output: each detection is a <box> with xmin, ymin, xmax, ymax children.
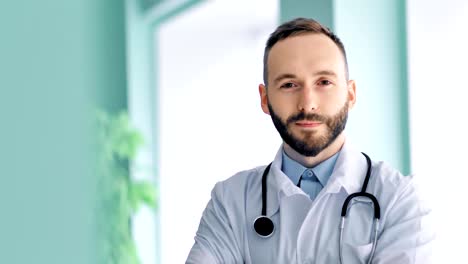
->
<box><xmin>254</xmin><ymin>216</ymin><xmax>275</xmax><ymax>238</ymax></box>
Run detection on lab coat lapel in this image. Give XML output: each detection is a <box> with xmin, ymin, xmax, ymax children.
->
<box><xmin>295</xmin><ymin>141</ymin><xmax>370</xmax><ymax>262</ymax></box>
<box><xmin>266</xmin><ymin>146</ymin><xmax>309</xmax><ymax>217</ymax></box>
<box><xmin>324</xmin><ymin>141</ymin><xmax>369</xmax><ymax>195</ymax></box>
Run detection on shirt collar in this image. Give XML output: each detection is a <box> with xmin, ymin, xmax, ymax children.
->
<box><xmin>281</xmin><ymin>148</ymin><xmax>340</xmax><ymax>187</ymax></box>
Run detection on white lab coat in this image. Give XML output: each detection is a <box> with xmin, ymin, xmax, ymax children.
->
<box><xmin>186</xmin><ymin>142</ymin><xmax>434</xmax><ymax>263</ymax></box>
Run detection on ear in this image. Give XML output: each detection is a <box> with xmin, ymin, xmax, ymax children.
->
<box><xmin>346</xmin><ymin>80</ymin><xmax>357</xmax><ymax>109</ymax></box>
<box><xmin>259</xmin><ymin>84</ymin><xmax>270</xmax><ymax>115</ymax></box>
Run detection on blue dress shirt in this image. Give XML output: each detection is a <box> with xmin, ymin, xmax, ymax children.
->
<box><xmin>281</xmin><ymin>149</ymin><xmax>340</xmax><ymax>201</ymax></box>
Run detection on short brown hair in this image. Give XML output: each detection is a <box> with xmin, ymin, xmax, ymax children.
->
<box><xmin>263</xmin><ymin>17</ymin><xmax>349</xmax><ymax>86</ymax></box>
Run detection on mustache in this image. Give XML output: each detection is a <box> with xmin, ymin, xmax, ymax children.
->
<box><xmin>286</xmin><ymin>111</ymin><xmax>327</xmax><ymax>124</ymax></box>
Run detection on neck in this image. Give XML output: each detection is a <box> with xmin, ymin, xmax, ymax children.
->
<box><xmin>283</xmin><ymin>133</ymin><xmax>345</xmax><ymax>168</ymax></box>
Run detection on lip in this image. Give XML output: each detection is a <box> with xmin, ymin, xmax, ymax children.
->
<box><xmin>295</xmin><ymin>121</ymin><xmax>322</xmax><ymax>128</ymax></box>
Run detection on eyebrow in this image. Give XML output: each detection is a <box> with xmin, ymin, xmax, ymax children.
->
<box><xmin>272</xmin><ymin>70</ymin><xmax>338</xmax><ymax>85</ymax></box>
<box><xmin>273</xmin><ymin>73</ymin><xmax>297</xmax><ymax>85</ymax></box>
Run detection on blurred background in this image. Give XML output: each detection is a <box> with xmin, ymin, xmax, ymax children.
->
<box><xmin>1</xmin><ymin>0</ymin><xmax>467</xmax><ymax>263</ymax></box>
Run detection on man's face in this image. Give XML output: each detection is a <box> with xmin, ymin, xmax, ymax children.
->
<box><xmin>259</xmin><ymin>33</ymin><xmax>356</xmax><ymax>157</ymax></box>
<box><xmin>267</xmin><ymin>99</ymin><xmax>349</xmax><ymax>157</ymax></box>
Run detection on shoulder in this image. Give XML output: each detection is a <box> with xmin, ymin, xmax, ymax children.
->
<box><xmin>370</xmin><ymin>160</ymin><xmax>421</xmax><ymax>207</ymax></box>
<box><xmin>371</xmin><ymin>160</ymin><xmax>429</xmax><ymax>202</ymax></box>
<box><xmin>370</xmin><ymin>161</ymin><xmax>432</xmax><ymax>223</ymax></box>
<box><xmin>211</xmin><ymin>165</ymin><xmax>265</xmax><ymax>200</ymax></box>
<box><xmin>207</xmin><ymin>166</ymin><xmax>265</xmax><ymax>224</ymax></box>
<box><xmin>371</xmin><ymin>161</ymin><xmax>412</xmax><ymax>192</ymax></box>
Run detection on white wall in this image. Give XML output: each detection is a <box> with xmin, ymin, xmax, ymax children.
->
<box><xmin>157</xmin><ymin>1</ymin><xmax>279</xmax><ymax>263</ymax></box>
<box><xmin>407</xmin><ymin>0</ymin><xmax>468</xmax><ymax>262</ymax></box>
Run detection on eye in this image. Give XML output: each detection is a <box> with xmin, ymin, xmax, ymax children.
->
<box><xmin>318</xmin><ymin>80</ymin><xmax>332</xmax><ymax>86</ymax></box>
<box><xmin>280</xmin><ymin>82</ymin><xmax>297</xmax><ymax>89</ymax></box>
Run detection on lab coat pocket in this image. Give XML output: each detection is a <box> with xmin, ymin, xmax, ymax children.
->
<box><xmin>342</xmin><ymin>242</ymin><xmax>373</xmax><ymax>264</ymax></box>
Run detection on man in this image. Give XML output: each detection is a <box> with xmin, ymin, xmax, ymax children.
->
<box><xmin>186</xmin><ymin>18</ymin><xmax>433</xmax><ymax>263</ymax></box>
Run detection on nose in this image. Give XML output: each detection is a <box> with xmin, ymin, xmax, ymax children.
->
<box><xmin>297</xmin><ymin>85</ymin><xmax>319</xmax><ymax>112</ymax></box>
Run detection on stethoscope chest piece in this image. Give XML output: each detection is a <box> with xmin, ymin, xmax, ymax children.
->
<box><xmin>253</xmin><ymin>216</ymin><xmax>275</xmax><ymax>238</ymax></box>
<box><xmin>254</xmin><ymin>163</ymin><xmax>276</xmax><ymax>238</ymax></box>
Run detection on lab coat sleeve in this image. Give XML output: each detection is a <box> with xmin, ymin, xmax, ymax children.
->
<box><xmin>372</xmin><ymin>176</ymin><xmax>435</xmax><ymax>263</ymax></box>
<box><xmin>186</xmin><ymin>182</ymin><xmax>244</xmax><ymax>264</ymax></box>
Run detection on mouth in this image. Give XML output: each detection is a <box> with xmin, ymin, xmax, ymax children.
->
<box><xmin>294</xmin><ymin>121</ymin><xmax>322</xmax><ymax>128</ymax></box>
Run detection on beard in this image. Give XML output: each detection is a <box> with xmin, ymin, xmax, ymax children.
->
<box><xmin>268</xmin><ymin>100</ymin><xmax>349</xmax><ymax>157</ymax></box>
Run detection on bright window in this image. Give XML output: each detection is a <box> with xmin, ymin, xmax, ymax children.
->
<box><xmin>407</xmin><ymin>1</ymin><xmax>468</xmax><ymax>262</ymax></box>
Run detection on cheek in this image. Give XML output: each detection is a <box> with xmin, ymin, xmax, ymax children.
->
<box><xmin>321</xmin><ymin>92</ymin><xmax>348</xmax><ymax>112</ymax></box>
<box><xmin>270</xmin><ymin>98</ymin><xmax>296</xmax><ymax>119</ymax></box>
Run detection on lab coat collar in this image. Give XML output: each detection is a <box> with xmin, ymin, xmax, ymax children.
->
<box><xmin>264</xmin><ymin>148</ymin><xmax>306</xmax><ymax>217</ymax></box>
<box><xmin>325</xmin><ymin>140</ymin><xmax>368</xmax><ymax>194</ymax></box>
<box><xmin>265</xmin><ymin>140</ymin><xmax>367</xmax><ymax>216</ymax></box>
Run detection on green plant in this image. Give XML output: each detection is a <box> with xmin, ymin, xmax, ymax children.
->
<box><xmin>95</xmin><ymin>110</ymin><xmax>156</xmax><ymax>264</ymax></box>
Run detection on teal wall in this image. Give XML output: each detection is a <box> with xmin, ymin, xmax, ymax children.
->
<box><xmin>280</xmin><ymin>0</ymin><xmax>411</xmax><ymax>174</ymax></box>
<box><xmin>335</xmin><ymin>0</ymin><xmax>410</xmax><ymax>174</ymax></box>
<box><xmin>280</xmin><ymin>0</ymin><xmax>334</xmax><ymax>30</ymax></box>
<box><xmin>0</xmin><ymin>1</ymin><xmax>127</xmax><ymax>263</ymax></box>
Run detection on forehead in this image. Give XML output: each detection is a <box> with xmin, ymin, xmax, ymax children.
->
<box><xmin>267</xmin><ymin>33</ymin><xmax>346</xmax><ymax>80</ymax></box>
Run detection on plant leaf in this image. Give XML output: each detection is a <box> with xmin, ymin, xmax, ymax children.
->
<box><xmin>129</xmin><ymin>182</ymin><xmax>157</xmax><ymax>212</ymax></box>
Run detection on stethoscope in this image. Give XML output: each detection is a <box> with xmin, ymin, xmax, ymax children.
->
<box><xmin>253</xmin><ymin>152</ymin><xmax>380</xmax><ymax>264</ymax></box>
